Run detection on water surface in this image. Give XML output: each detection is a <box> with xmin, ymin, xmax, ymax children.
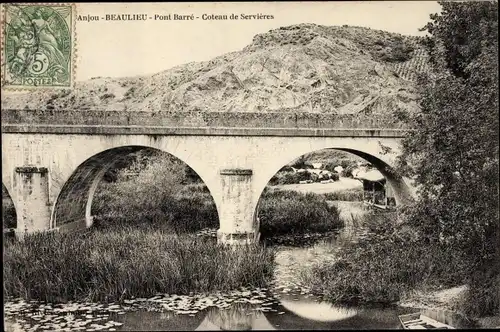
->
<box><xmin>3</xmin><ymin>203</ymin><xmax>475</xmax><ymax>330</ymax></box>
<box><xmin>5</xmin><ymin>290</ymin><xmax>475</xmax><ymax>331</ymax></box>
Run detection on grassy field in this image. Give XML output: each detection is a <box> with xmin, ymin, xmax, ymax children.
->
<box><xmin>271</xmin><ymin>177</ymin><xmax>362</xmax><ymax>196</ymax></box>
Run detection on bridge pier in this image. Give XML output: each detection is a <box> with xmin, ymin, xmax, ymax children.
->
<box><xmin>217</xmin><ymin>169</ymin><xmax>260</xmax><ymax>245</ymax></box>
<box><xmin>13</xmin><ymin>166</ymin><xmax>52</xmax><ymax>237</ymax></box>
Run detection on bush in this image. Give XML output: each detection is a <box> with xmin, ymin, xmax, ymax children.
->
<box><xmin>460</xmin><ymin>260</ymin><xmax>500</xmax><ymax>318</ymax></box>
<box><xmin>2</xmin><ymin>198</ymin><xmax>17</xmax><ymax>229</ymax></box>
<box><xmin>168</xmin><ymin>192</ymin><xmax>219</xmax><ymax>232</ymax></box>
<box><xmin>375</xmin><ymin>36</ymin><xmax>414</xmax><ymax>63</ymax></box>
<box><xmin>93</xmin><ymin>184</ymin><xmax>218</xmax><ymax>233</ymax></box>
<box><xmin>99</xmin><ymin>93</ymin><xmax>115</xmax><ymax>100</ymax></box>
<box><xmin>323</xmin><ymin>162</ymin><xmax>338</xmax><ymax>173</ymax></box>
<box><xmin>185</xmin><ymin>166</ymin><xmax>203</xmax><ymax>183</ymax></box>
<box><xmin>2</xmin><ymin>185</ymin><xmax>17</xmax><ymax>229</ymax></box>
<box><xmin>341</xmin><ymin>165</ymin><xmax>357</xmax><ymax>178</ymax></box>
<box><xmin>324</xmin><ymin>160</ymin><xmax>356</xmax><ymax>173</ymax></box>
<box><xmin>289</xmin><ymin>156</ymin><xmax>313</xmax><ymax>169</ymax></box>
<box><xmin>279</xmin><ymin>165</ymin><xmax>295</xmax><ymax>172</ymax></box>
<box><xmin>180</xmin><ymin>183</ymin><xmax>211</xmax><ymax>194</ymax></box>
<box><xmin>269</xmin><ymin>170</ymin><xmax>338</xmax><ymax>185</ymax></box>
<box><xmin>3</xmin><ymin>229</ymin><xmax>275</xmax><ymax>303</ymax></box>
<box><xmin>92</xmin><ymin>152</ymin><xmax>218</xmax><ymax>233</ymax></box>
<box><xmin>268</xmin><ymin>171</ymin><xmax>311</xmax><ymax>185</ymax></box>
<box><xmin>329</xmin><ymin>172</ymin><xmax>340</xmax><ymax>181</ymax></box>
<box><xmin>93</xmin><ymin>152</ymin><xmax>186</xmax><ymax>215</ymax></box>
<box><xmin>302</xmin><ymin>213</ymin><xmax>472</xmax><ymax>304</ymax></box>
<box><xmin>258</xmin><ymin>190</ymin><xmax>343</xmax><ymax>239</ymax></box>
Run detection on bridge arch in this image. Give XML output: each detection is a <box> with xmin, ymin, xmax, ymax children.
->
<box><xmin>257</xmin><ymin>146</ymin><xmax>412</xmax><ymax>207</ymax></box>
<box><xmin>331</xmin><ymin>147</ymin><xmax>413</xmax><ymax>206</ymax></box>
<box><xmin>251</xmin><ymin>145</ymin><xmax>414</xmax><ymax>239</ymax></box>
<box><xmin>51</xmin><ymin>145</ymin><xmax>219</xmax><ymax>231</ymax></box>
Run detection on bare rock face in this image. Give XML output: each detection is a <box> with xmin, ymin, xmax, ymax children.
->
<box><xmin>1</xmin><ymin>24</ymin><xmax>428</xmax><ymax>115</ymax></box>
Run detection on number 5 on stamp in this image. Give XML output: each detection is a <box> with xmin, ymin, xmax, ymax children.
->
<box><xmin>2</xmin><ymin>3</ymin><xmax>75</xmax><ymax>89</ymax></box>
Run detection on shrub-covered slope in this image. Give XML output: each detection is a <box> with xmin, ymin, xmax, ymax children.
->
<box><xmin>2</xmin><ymin>24</ymin><xmax>430</xmax><ymax>115</ymax></box>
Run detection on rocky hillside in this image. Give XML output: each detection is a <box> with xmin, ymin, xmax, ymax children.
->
<box><xmin>1</xmin><ymin>24</ymin><xmax>430</xmax><ymax>114</ymax></box>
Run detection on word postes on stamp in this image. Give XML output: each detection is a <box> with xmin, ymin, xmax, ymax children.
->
<box><xmin>2</xmin><ymin>4</ymin><xmax>75</xmax><ymax>89</ymax></box>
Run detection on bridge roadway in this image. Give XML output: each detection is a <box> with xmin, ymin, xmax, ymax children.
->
<box><xmin>1</xmin><ymin>109</ymin><xmax>412</xmax><ymax>244</ymax></box>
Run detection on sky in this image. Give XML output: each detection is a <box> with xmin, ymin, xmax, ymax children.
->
<box><xmin>73</xmin><ymin>2</ymin><xmax>442</xmax><ymax>81</ymax></box>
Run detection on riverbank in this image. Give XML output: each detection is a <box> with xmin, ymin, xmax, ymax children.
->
<box><xmin>398</xmin><ymin>285</ymin><xmax>500</xmax><ymax>328</ymax></box>
<box><xmin>398</xmin><ymin>285</ymin><xmax>468</xmax><ymax>312</ymax></box>
<box><xmin>289</xmin><ymin>209</ymin><xmax>499</xmax><ymax>329</ymax></box>
<box><xmin>3</xmin><ymin>186</ymin><xmax>345</xmax><ymax>304</ymax></box>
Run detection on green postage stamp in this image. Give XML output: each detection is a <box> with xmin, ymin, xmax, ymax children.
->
<box><xmin>1</xmin><ymin>3</ymin><xmax>75</xmax><ymax>89</ymax></box>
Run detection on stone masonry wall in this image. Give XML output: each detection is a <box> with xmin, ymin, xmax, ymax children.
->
<box><xmin>1</xmin><ymin>109</ymin><xmax>407</xmax><ymax>129</ymax></box>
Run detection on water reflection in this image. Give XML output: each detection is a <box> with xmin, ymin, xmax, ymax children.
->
<box><xmin>198</xmin><ymin>303</ymin><xmax>275</xmax><ymax>330</ymax></box>
<box><xmin>278</xmin><ymin>296</ymin><xmax>357</xmax><ymax>322</ymax></box>
<box><xmin>4</xmin><ymin>293</ymin><xmax>477</xmax><ymax>331</ymax></box>
<box><xmin>266</xmin><ymin>295</ymin><xmax>403</xmax><ymax>330</ymax></box>
<box><xmin>104</xmin><ymin>310</ymin><xmax>205</xmax><ymax>331</ymax></box>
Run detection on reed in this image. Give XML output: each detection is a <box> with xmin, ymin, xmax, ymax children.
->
<box><xmin>3</xmin><ymin>228</ymin><xmax>275</xmax><ymax>303</ymax></box>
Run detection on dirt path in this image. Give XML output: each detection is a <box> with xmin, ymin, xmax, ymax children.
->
<box><xmin>398</xmin><ymin>286</ymin><xmax>468</xmax><ymax>312</ymax></box>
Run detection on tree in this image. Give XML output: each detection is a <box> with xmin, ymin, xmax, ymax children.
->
<box><xmin>420</xmin><ymin>1</ymin><xmax>498</xmax><ymax>78</ymax></box>
<box><xmin>396</xmin><ymin>2</ymin><xmax>499</xmax><ymax>317</ymax></box>
<box><xmin>398</xmin><ymin>1</ymin><xmax>498</xmax><ymax>266</ymax></box>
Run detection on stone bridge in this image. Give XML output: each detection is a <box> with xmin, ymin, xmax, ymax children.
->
<box><xmin>1</xmin><ymin>109</ymin><xmax>414</xmax><ymax>244</ymax></box>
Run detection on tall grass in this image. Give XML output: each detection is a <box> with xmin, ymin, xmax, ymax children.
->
<box><xmin>3</xmin><ymin>228</ymin><xmax>275</xmax><ymax>303</ymax></box>
<box><xmin>322</xmin><ymin>188</ymin><xmax>363</xmax><ymax>202</ymax></box>
<box><xmin>258</xmin><ymin>190</ymin><xmax>343</xmax><ymax>239</ymax></box>
<box><xmin>301</xmin><ymin>213</ymin><xmax>472</xmax><ymax>304</ymax></box>
<box><xmin>93</xmin><ymin>186</ymin><xmax>219</xmax><ymax>233</ymax></box>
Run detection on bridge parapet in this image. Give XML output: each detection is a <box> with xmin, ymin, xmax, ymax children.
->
<box><xmin>1</xmin><ymin>109</ymin><xmax>406</xmax><ymax>130</ymax></box>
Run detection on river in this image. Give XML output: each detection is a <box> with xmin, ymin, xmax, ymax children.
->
<box><xmin>3</xmin><ymin>201</ymin><xmax>475</xmax><ymax>330</ymax></box>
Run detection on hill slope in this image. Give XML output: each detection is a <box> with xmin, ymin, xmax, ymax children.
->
<box><xmin>1</xmin><ymin>24</ymin><xmax>430</xmax><ymax>114</ymax></box>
